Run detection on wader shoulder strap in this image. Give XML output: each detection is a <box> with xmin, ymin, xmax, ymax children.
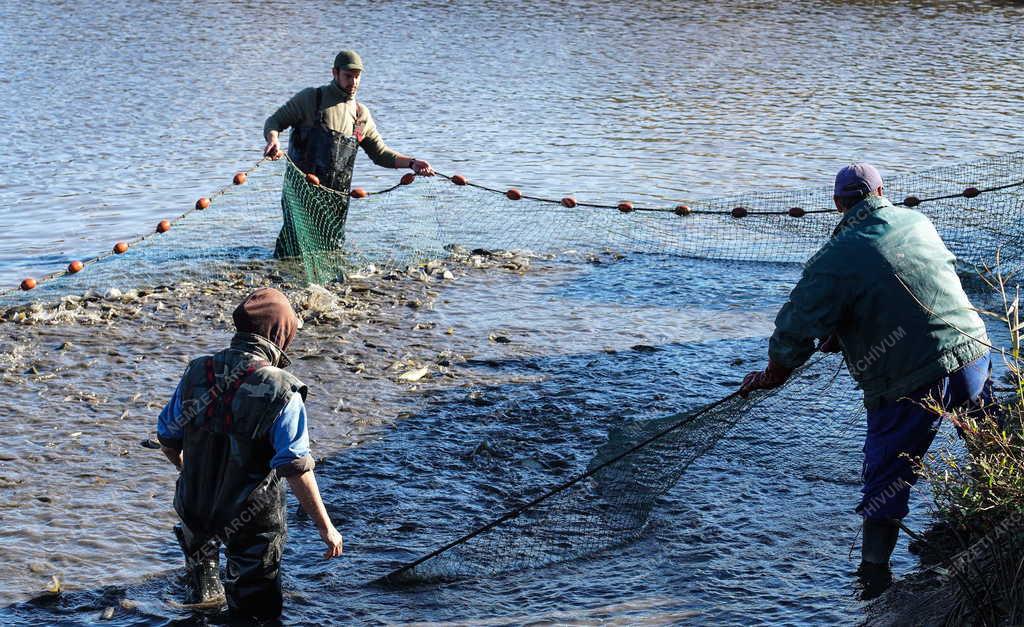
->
<box><xmin>353</xmin><ymin>102</ymin><xmax>366</xmax><ymax>143</ymax></box>
<box><xmin>202</xmin><ymin>357</ymin><xmax>272</xmax><ymax>429</ymax></box>
<box><xmin>315</xmin><ymin>87</ymin><xmax>326</xmax><ymax>126</ymax></box>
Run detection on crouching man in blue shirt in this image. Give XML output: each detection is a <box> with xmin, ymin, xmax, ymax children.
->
<box><xmin>157</xmin><ymin>287</ymin><xmax>343</xmax><ymax>621</ymax></box>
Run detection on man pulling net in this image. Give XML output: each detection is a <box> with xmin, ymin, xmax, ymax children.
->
<box><xmin>263</xmin><ymin>50</ymin><xmax>436</xmax><ymax>258</ymax></box>
<box><xmin>739</xmin><ymin>162</ymin><xmax>996</xmax><ymax>597</ymax></box>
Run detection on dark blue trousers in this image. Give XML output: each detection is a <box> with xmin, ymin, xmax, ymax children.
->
<box><xmin>858</xmin><ymin>353</ymin><xmax>993</xmax><ymax>521</ymax></box>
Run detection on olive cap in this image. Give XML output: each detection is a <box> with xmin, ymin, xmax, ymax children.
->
<box><xmin>333</xmin><ymin>50</ymin><xmax>364</xmax><ymax>71</ymax></box>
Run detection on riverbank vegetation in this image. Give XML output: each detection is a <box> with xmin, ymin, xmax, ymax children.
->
<box><xmin>878</xmin><ymin>269</ymin><xmax>1024</xmax><ymax>625</ymax></box>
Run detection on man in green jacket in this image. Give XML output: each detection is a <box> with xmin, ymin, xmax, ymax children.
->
<box><xmin>739</xmin><ymin>163</ymin><xmax>993</xmax><ymax>585</ymax></box>
<box><xmin>263</xmin><ymin>50</ymin><xmax>436</xmax><ymax>257</ymax></box>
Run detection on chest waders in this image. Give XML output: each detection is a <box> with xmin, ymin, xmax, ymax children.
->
<box><xmin>174</xmin><ymin>352</ymin><xmax>292</xmax><ymax>619</ymax></box>
<box><xmin>275</xmin><ymin>87</ymin><xmax>365</xmax><ymax>259</ymax></box>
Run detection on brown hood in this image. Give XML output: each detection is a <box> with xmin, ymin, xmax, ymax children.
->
<box><xmin>232</xmin><ymin>288</ymin><xmax>299</xmax><ymax>353</ymax></box>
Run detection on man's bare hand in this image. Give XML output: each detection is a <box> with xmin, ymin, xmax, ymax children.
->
<box><xmin>264</xmin><ymin>132</ymin><xmax>283</xmax><ymax>160</ymax></box>
<box><xmin>285</xmin><ymin>470</ymin><xmax>343</xmax><ymax>559</ymax></box>
<box><xmin>320</xmin><ymin>525</ymin><xmax>343</xmax><ymax>559</ymax></box>
<box><xmin>411</xmin><ymin>159</ymin><xmax>435</xmax><ymax>177</ymax></box>
<box><xmin>161</xmin><ymin>445</ymin><xmax>183</xmax><ymax>470</ymax></box>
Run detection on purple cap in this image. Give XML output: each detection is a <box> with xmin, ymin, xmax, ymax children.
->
<box><xmin>834</xmin><ymin>163</ymin><xmax>883</xmax><ymax>198</ymax></box>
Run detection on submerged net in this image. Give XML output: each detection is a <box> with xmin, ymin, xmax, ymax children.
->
<box><xmin>377</xmin><ymin>356</ymin><xmax>851</xmax><ymax>584</ymax></box>
<box><xmin>3</xmin><ymin>150</ymin><xmax>1023</xmax><ymax>310</ymax></box>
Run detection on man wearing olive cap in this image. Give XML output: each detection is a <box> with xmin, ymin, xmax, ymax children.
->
<box><xmin>157</xmin><ymin>288</ymin><xmax>344</xmax><ymax>619</ymax></box>
<box><xmin>739</xmin><ymin>163</ymin><xmax>993</xmax><ymax>594</ymax></box>
<box><xmin>264</xmin><ymin>50</ymin><xmax>436</xmax><ymax>257</ymax></box>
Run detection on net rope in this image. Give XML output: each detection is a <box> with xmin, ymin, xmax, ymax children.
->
<box><xmin>3</xmin><ymin>150</ymin><xmax>1023</xmax><ymax>309</ymax></box>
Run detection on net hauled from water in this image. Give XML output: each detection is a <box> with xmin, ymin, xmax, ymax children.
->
<box><xmin>376</xmin><ymin>356</ymin><xmax>848</xmax><ymax>584</ymax></box>
<box><xmin>282</xmin><ymin>149</ymin><xmax>1024</xmax><ymax>282</ymax></box>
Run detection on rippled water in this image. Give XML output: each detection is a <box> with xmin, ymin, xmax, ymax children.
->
<box><xmin>1</xmin><ymin>1</ymin><xmax>1023</xmax><ymax>625</ymax></box>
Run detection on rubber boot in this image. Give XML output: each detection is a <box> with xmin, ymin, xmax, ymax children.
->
<box><xmin>175</xmin><ymin>524</ymin><xmax>226</xmax><ymax>606</ymax></box>
<box><xmin>856</xmin><ymin>518</ymin><xmax>899</xmax><ymax>600</ymax></box>
<box><xmin>861</xmin><ymin>518</ymin><xmax>900</xmax><ymax>566</ymax></box>
<box><xmin>188</xmin><ymin>554</ymin><xmax>226</xmax><ymax>606</ymax></box>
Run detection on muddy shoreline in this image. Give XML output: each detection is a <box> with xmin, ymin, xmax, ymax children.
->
<box><xmin>0</xmin><ymin>248</ymin><xmax>548</xmax><ymax>605</ymax></box>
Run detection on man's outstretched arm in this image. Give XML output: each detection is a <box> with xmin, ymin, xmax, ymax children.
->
<box><xmin>286</xmin><ymin>471</ymin><xmax>343</xmax><ymax>558</ymax></box>
<box><xmin>271</xmin><ymin>393</ymin><xmax>343</xmax><ymax>559</ymax></box>
<box><xmin>157</xmin><ymin>379</ymin><xmax>186</xmax><ymax>468</ymax></box>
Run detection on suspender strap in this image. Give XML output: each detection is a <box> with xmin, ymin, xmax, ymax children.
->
<box><xmin>353</xmin><ymin>102</ymin><xmax>365</xmax><ymax>142</ymax></box>
<box><xmin>204</xmin><ymin>358</ymin><xmax>216</xmax><ymax>418</ymax></box>
<box><xmin>202</xmin><ymin>357</ymin><xmax>272</xmax><ymax>428</ymax></box>
<box><xmin>315</xmin><ymin>87</ymin><xmax>325</xmax><ymax>126</ymax></box>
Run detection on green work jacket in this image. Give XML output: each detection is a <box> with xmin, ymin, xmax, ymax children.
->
<box><xmin>769</xmin><ymin>195</ymin><xmax>989</xmax><ymax>408</ymax></box>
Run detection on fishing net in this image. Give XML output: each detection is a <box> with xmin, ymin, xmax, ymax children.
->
<box><xmin>3</xmin><ymin>151</ymin><xmax>1023</xmax><ymax>311</ymax></box>
<box><xmin>288</xmin><ymin>149</ymin><xmax>1024</xmax><ymax>280</ymax></box>
<box><xmin>376</xmin><ymin>355</ymin><xmax>852</xmax><ymax>584</ymax></box>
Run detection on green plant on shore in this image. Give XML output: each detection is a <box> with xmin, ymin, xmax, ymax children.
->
<box><xmin>916</xmin><ymin>259</ymin><xmax>1024</xmax><ymax>625</ymax></box>
<box><xmin>925</xmin><ymin>263</ymin><xmax>1024</xmax><ymax>528</ymax></box>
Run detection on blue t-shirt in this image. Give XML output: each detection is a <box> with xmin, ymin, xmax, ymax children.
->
<box><xmin>157</xmin><ymin>380</ymin><xmax>310</xmax><ymax>469</ymax></box>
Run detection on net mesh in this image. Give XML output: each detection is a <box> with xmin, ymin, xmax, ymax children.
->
<box><xmin>378</xmin><ymin>356</ymin><xmax>850</xmax><ymax>584</ymax></box>
<box><xmin>290</xmin><ymin>150</ymin><xmax>1024</xmax><ymax>278</ymax></box>
<box><xmin>3</xmin><ymin>151</ymin><xmax>1022</xmax><ymax>310</ymax></box>
<box><xmin>1</xmin><ymin>152</ymin><xmax>1020</xmax><ymax>602</ymax></box>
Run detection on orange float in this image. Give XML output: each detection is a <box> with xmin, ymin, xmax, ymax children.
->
<box><xmin>113</xmin><ymin>241</ymin><xmax>129</xmax><ymax>254</ymax></box>
<box><xmin>67</xmin><ymin>260</ymin><xmax>84</xmax><ymax>273</ymax></box>
<box><xmin>561</xmin><ymin>197</ymin><xmax>577</xmax><ymax>208</ymax></box>
<box><xmin>156</xmin><ymin>220</ymin><xmax>171</xmax><ymax>233</ymax></box>
<box><xmin>305</xmin><ymin>173</ymin><xmax>320</xmax><ymax>186</ymax></box>
<box><xmin>233</xmin><ymin>172</ymin><xmax>247</xmax><ymax>185</ymax></box>
<box><xmin>20</xmin><ymin>278</ymin><xmax>37</xmax><ymax>290</ymax></box>
<box><xmin>731</xmin><ymin>206</ymin><xmax>748</xmax><ymax>219</ymax></box>
<box><xmin>195</xmin><ymin>197</ymin><xmax>211</xmax><ymax>210</ymax></box>
<box><xmin>506</xmin><ymin>188</ymin><xmax>522</xmax><ymax>200</ymax></box>
<box><xmin>674</xmin><ymin>204</ymin><xmax>692</xmax><ymax>216</ymax></box>
<box><xmin>400</xmin><ymin>173</ymin><xmax>416</xmax><ymax>186</ymax></box>
<box><xmin>963</xmin><ymin>187</ymin><xmax>980</xmax><ymax>199</ymax></box>
<box><xmin>788</xmin><ymin>207</ymin><xmax>806</xmax><ymax>218</ymax></box>
<box><xmin>617</xmin><ymin>201</ymin><xmax>634</xmax><ymax>213</ymax></box>
<box><xmin>350</xmin><ymin>187</ymin><xmax>368</xmax><ymax>199</ymax></box>
<box><xmin>903</xmin><ymin>196</ymin><xmax>921</xmax><ymax>208</ymax></box>
<box><xmin>451</xmin><ymin>174</ymin><xmax>468</xmax><ymax>186</ymax></box>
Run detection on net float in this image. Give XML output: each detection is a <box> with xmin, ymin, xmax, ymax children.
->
<box><xmin>67</xmin><ymin>260</ymin><xmax>84</xmax><ymax>274</ymax></box>
<box><xmin>305</xmin><ymin>173</ymin><xmax>320</xmax><ymax>186</ymax></box>
<box><xmin>156</xmin><ymin>220</ymin><xmax>171</xmax><ymax>233</ymax></box>
<box><xmin>903</xmin><ymin>195</ymin><xmax>921</xmax><ymax>207</ymax></box>
<box><xmin>451</xmin><ymin>174</ymin><xmax>468</xmax><ymax>186</ymax></box>
<box><xmin>561</xmin><ymin>197</ymin><xmax>577</xmax><ymax>208</ymax></box>
<box><xmin>618</xmin><ymin>201</ymin><xmax>634</xmax><ymax>213</ymax></box>
<box><xmin>400</xmin><ymin>173</ymin><xmax>416</xmax><ymax>185</ymax></box>
<box><xmin>233</xmin><ymin>172</ymin><xmax>247</xmax><ymax>185</ymax></box>
<box><xmin>674</xmin><ymin>204</ymin><xmax>692</xmax><ymax>216</ymax></box>
<box><xmin>351</xmin><ymin>187</ymin><xmax>368</xmax><ymax>199</ymax></box>
<box><xmin>195</xmin><ymin>197</ymin><xmax>211</xmax><ymax>210</ymax></box>
<box><xmin>788</xmin><ymin>207</ymin><xmax>806</xmax><ymax>218</ymax></box>
<box><xmin>731</xmin><ymin>206</ymin><xmax>749</xmax><ymax>218</ymax></box>
<box><xmin>113</xmin><ymin>241</ymin><xmax>129</xmax><ymax>254</ymax></box>
<box><xmin>963</xmin><ymin>187</ymin><xmax>980</xmax><ymax>198</ymax></box>
<box><xmin>506</xmin><ymin>188</ymin><xmax>522</xmax><ymax>200</ymax></box>
<box><xmin>20</xmin><ymin>277</ymin><xmax>37</xmax><ymax>290</ymax></box>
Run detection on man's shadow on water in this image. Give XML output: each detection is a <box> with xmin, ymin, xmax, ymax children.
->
<box><xmin>0</xmin><ymin>335</ymin><xmax>861</xmax><ymax>624</ymax></box>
